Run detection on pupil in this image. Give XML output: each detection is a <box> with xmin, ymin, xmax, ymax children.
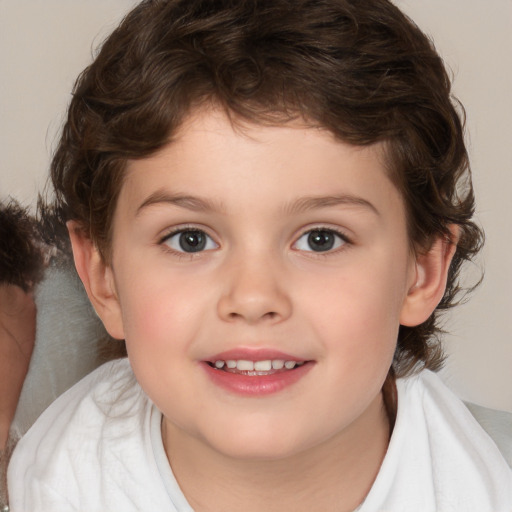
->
<box><xmin>179</xmin><ymin>231</ymin><xmax>206</xmax><ymax>252</ymax></box>
<box><xmin>308</xmin><ymin>230</ymin><xmax>334</xmax><ymax>252</ymax></box>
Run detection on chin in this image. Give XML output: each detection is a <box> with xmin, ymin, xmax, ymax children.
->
<box><xmin>215</xmin><ymin>441</ymin><xmax>303</xmax><ymax>462</ymax></box>
<box><xmin>200</xmin><ymin>423</ymin><xmax>321</xmax><ymax>462</ymax></box>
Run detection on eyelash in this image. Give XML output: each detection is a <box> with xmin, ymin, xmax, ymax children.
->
<box><xmin>158</xmin><ymin>225</ymin><xmax>352</xmax><ymax>258</ymax></box>
<box><xmin>292</xmin><ymin>226</ymin><xmax>352</xmax><ymax>256</ymax></box>
<box><xmin>159</xmin><ymin>226</ymin><xmax>219</xmax><ymax>258</ymax></box>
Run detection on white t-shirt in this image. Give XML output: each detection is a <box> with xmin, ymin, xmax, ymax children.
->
<box><xmin>8</xmin><ymin>358</ymin><xmax>512</xmax><ymax>512</ymax></box>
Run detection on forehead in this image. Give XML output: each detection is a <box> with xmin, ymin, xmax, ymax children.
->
<box><xmin>119</xmin><ymin>107</ymin><xmax>405</xmax><ymax>223</ymax></box>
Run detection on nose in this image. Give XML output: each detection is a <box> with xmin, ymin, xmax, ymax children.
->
<box><xmin>216</xmin><ymin>255</ymin><xmax>292</xmax><ymax>325</ymax></box>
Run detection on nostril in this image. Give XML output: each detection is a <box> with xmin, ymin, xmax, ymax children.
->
<box><xmin>217</xmin><ymin>288</ymin><xmax>292</xmax><ymax>324</ymax></box>
<box><xmin>226</xmin><ymin>310</ymin><xmax>278</xmax><ymax>322</ymax></box>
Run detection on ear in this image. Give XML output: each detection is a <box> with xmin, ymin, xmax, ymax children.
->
<box><xmin>400</xmin><ymin>225</ymin><xmax>459</xmax><ymax>327</ymax></box>
<box><xmin>67</xmin><ymin>221</ymin><xmax>125</xmax><ymax>340</ymax></box>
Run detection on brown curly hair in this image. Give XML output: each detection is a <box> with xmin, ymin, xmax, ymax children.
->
<box><xmin>48</xmin><ymin>0</ymin><xmax>483</xmax><ymax>376</ymax></box>
<box><xmin>0</xmin><ymin>199</ymin><xmax>45</xmax><ymax>292</ymax></box>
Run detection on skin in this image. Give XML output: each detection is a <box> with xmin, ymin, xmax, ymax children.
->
<box><xmin>71</xmin><ymin>107</ymin><xmax>455</xmax><ymax>511</ymax></box>
<box><xmin>0</xmin><ymin>284</ymin><xmax>36</xmax><ymax>449</ymax></box>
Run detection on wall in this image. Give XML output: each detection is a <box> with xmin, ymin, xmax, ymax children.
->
<box><xmin>1</xmin><ymin>0</ymin><xmax>511</xmax><ymax>411</ymax></box>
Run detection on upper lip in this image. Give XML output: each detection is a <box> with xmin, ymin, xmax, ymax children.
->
<box><xmin>205</xmin><ymin>348</ymin><xmax>308</xmax><ymax>363</ymax></box>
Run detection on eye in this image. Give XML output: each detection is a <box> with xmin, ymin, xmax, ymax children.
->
<box><xmin>294</xmin><ymin>228</ymin><xmax>347</xmax><ymax>253</ymax></box>
<box><xmin>162</xmin><ymin>229</ymin><xmax>218</xmax><ymax>253</ymax></box>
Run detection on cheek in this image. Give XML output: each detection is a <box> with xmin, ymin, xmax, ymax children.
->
<box><xmin>300</xmin><ymin>257</ymin><xmax>407</xmax><ymax>355</ymax></box>
<box><xmin>116</xmin><ymin>268</ymin><xmax>209</xmax><ymax>352</ymax></box>
<box><xmin>115</xmin><ymin>270</ymin><xmax>209</xmax><ymax>410</ymax></box>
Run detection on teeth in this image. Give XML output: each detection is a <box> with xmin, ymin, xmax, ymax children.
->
<box><xmin>254</xmin><ymin>360</ymin><xmax>272</xmax><ymax>371</ymax></box>
<box><xmin>211</xmin><ymin>358</ymin><xmax>304</xmax><ymax>371</ymax></box>
<box><xmin>237</xmin><ymin>360</ymin><xmax>254</xmax><ymax>371</ymax></box>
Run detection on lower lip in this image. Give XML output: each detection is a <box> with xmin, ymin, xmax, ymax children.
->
<box><xmin>201</xmin><ymin>362</ymin><xmax>313</xmax><ymax>396</ymax></box>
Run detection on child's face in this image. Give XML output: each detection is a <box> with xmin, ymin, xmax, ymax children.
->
<box><xmin>102</xmin><ymin>108</ymin><xmax>420</xmax><ymax>459</ymax></box>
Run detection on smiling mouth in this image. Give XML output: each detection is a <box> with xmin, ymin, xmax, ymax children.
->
<box><xmin>206</xmin><ymin>359</ymin><xmax>307</xmax><ymax>376</ymax></box>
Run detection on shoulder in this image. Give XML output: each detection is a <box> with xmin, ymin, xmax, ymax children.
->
<box><xmin>369</xmin><ymin>369</ymin><xmax>512</xmax><ymax>509</ymax></box>
<box><xmin>7</xmin><ymin>358</ymin><xmax>162</xmax><ymax>511</ymax></box>
<box><xmin>464</xmin><ymin>401</ymin><xmax>512</xmax><ymax>468</ymax></box>
<box><xmin>8</xmin><ymin>357</ymin><xmax>139</xmax><ymax>468</ymax></box>
<box><xmin>400</xmin><ymin>369</ymin><xmax>512</xmax><ymax>474</ymax></box>
<box><xmin>406</xmin><ymin>369</ymin><xmax>512</xmax><ymax>448</ymax></box>
<box><xmin>399</xmin><ymin>369</ymin><xmax>512</xmax><ymax>458</ymax></box>
<box><xmin>18</xmin><ymin>357</ymin><xmax>138</xmax><ymax>433</ymax></box>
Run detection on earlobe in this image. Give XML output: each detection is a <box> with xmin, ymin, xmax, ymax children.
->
<box><xmin>400</xmin><ymin>226</ymin><xmax>459</xmax><ymax>327</ymax></box>
<box><xmin>67</xmin><ymin>221</ymin><xmax>125</xmax><ymax>340</ymax></box>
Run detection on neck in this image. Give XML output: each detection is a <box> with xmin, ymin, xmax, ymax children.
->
<box><xmin>163</xmin><ymin>391</ymin><xmax>390</xmax><ymax>512</ymax></box>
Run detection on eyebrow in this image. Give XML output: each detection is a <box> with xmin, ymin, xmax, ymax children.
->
<box><xmin>136</xmin><ymin>190</ymin><xmax>223</xmax><ymax>215</ymax></box>
<box><xmin>284</xmin><ymin>195</ymin><xmax>379</xmax><ymax>216</ymax></box>
<box><xmin>136</xmin><ymin>190</ymin><xmax>379</xmax><ymax>217</ymax></box>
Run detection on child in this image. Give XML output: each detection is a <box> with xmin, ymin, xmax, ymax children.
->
<box><xmin>0</xmin><ymin>199</ymin><xmax>43</xmax><ymax>508</ymax></box>
<box><xmin>7</xmin><ymin>0</ymin><xmax>512</xmax><ymax>510</ymax></box>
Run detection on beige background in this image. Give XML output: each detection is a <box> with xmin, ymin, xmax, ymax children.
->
<box><xmin>1</xmin><ymin>1</ymin><xmax>511</xmax><ymax>412</ymax></box>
